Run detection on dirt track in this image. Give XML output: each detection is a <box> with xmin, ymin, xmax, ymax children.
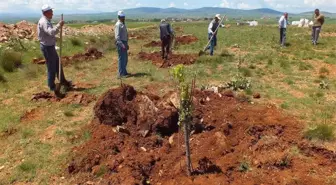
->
<box><xmin>138</xmin><ymin>52</ymin><xmax>198</xmax><ymax>68</ymax></box>
<box><xmin>67</xmin><ymin>85</ymin><xmax>336</xmax><ymax>185</ymax></box>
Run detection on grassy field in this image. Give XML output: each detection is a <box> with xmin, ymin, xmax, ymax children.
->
<box><xmin>0</xmin><ymin>21</ymin><xmax>336</xmax><ymax>184</ymax></box>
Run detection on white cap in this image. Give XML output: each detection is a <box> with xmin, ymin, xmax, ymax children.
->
<box><xmin>41</xmin><ymin>4</ymin><xmax>53</xmax><ymax>12</ymax></box>
<box><xmin>215</xmin><ymin>14</ymin><xmax>221</xmax><ymax>20</ymax></box>
<box><xmin>118</xmin><ymin>11</ymin><xmax>125</xmax><ymax>17</ymax></box>
<box><xmin>161</xmin><ymin>19</ymin><xmax>166</xmax><ymax>23</ymax></box>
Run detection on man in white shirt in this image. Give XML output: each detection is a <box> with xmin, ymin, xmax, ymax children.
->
<box><xmin>37</xmin><ymin>4</ymin><xmax>71</xmax><ymax>97</ymax></box>
<box><xmin>278</xmin><ymin>13</ymin><xmax>289</xmax><ymax>47</ymax></box>
<box><xmin>114</xmin><ymin>11</ymin><xmax>130</xmax><ymax>78</ymax></box>
<box><xmin>207</xmin><ymin>14</ymin><xmax>224</xmax><ymax>56</ymax></box>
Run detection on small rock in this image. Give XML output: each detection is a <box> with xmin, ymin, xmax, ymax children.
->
<box><xmin>169</xmin><ymin>134</ymin><xmax>174</xmax><ymax>145</ymax></box>
<box><xmin>86</xmin><ymin>181</ymin><xmax>95</xmax><ymax>185</ymax></box>
<box><xmin>61</xmin><ymin>176</ymin><xmax>65</xmax><ymax>180</ymax></box>
<box><xmin>217</xmin><ymin>93</ymin><xmax>222</xmax><ymax>98</ymax></box>
<box><xmin>222</xmin><ymin>90</ymin><xmax>235</xmax><ymax>97</ymax></box>
<box><xmin>116</xmin><ymin>126</ymin><xmax>130</xmax><ymax>135</ymax></box>
<box><xmin>253</xmin><ymin>93</ymin><xmax>261</xmax><ymax>99</ymax></box>
<box><xmin>140</xmin><ymin>147</ymin><xmax>147</xmax><ymax>152</ymax></box>
<box><xmin>206</xmin><ymin>97</ymin><xmax>210</xmax><ymax>102</ymax></box>
<box><xmin>0</xmin><ymin>166</ymin><xmax>4</xmax><ymax>171</ymax></box>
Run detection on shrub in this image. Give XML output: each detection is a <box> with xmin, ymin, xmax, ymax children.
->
<box><xmin>226</xmin><ymin>74</ymin><xmax>251</xmax><ymax>91</ymax></box>
<box><xmin>305</xmin><ymin>124</ymin><xmax>335</xmax><ymax>141</ymax></box>
<box><xmin>0</xmin><ymin>72</ymin><xmax>6</xmax><ymax>83</ymax></box>
<box><xmin>0</xmin><ymin>50</ymin><xmax>22</xmax><ymax>72</ymax></box>
<box><xmin>319</xmin><ymin>67</ymin><xmax>330</xmax><ymax>75</ymax></box>
<box><xmin>70</xmin><ymin>37</ymin><xmax>82</xmax><ymax>46</ymax></box>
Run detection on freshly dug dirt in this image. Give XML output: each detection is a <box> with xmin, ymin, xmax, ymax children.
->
<box><xmin>175</xmin><ymin>35</ymin><xmax>198</xmax><ymax>45</ymax></box>
<box><xmin>138</xmin><ymin>51</ymin><xmax>198</xmax><ymax>68</ymax></box>
<box><xmin>32</xmin><ymin>48</ymin><xmax>103</xmax><ymax>65</ymax></box>
<box><xmin>68</xmin><ymin>85</ymin><xmax>336</xmax><ymax>185</ymax></box>
<box><xmin>144</xmin><ymin>35</ymin><xmax>198</xmax><ymax>48</ymax></box>
<box><xmin>0</xmin><ymin>21</ymin><xmax>36</xmax><ymax>43</ymax></box>
<box><xmin>31</xmin><ymin>91</ymin><xmax>96</xmax><ymax>105</ymax></box>
<box><xmin>144</xmin><ymin>40</ymin><xmax>161</xmax><ymax>47</ymax></box>
<box><xmin>20</xmin><ymin>107</ymin><xmax>44</xmax><ymax>123</ymax></box>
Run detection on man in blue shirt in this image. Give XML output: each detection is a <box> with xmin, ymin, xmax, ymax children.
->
<box><xmin>278</xmin><ymin>13</ymin><xmax>289</xmax><ymax>47</ymax></box>
<box><xmin>115</xmin><ymin>11</ymin><xmax>129</xmax><ymax>78</ymax></box>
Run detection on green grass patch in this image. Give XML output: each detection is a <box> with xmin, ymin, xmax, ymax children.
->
<box><xmin>0</xmin><ymin>50</ymin><xmax>22</xmax><ymax>72</ymax></box>
<box><xmin>70</xmin><ymin>37</ymin><xmax>82</xmax><ymax>46</ymax></box>
<box><xmin>305</xmin><ymin>124</ymin><xmax>335</xmax><ymax>141</ymax></box>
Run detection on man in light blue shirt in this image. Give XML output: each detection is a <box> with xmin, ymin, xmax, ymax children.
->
<box><xmin>115</xmin><ymin>11</ymin><xmax>129</xmax><ymax>78</ymax></box>
<box><xmin>278</xmin><ymin>13</ymin><xmax>289</xmax><ymax>47</ymax></box>
<box><xmin>37</xmin><ymin>4</ymin><xmax>71</xmax><ymax>97</ymax></box>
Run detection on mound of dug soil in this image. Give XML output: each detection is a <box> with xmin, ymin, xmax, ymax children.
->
<box><xmin>144</xmin><ymin>35</ymin><xmax>198</xmax><ymax>48</ymax></box>
<box><xmin>138</xmin><ymin>51</ymin><xmax>198</xmax><ymax>68</ymax></box>
<box><xmin>68</xmin><ymin>85</ymin><xmax>336</xmax><ymax>185</ymax></box>
<box><xmin>31</xmin><ymin>91</ymin><xmax>96</xmax><ymax>105</ymax></box>
<box><xmin>32</xmin><ymin>48</ymin><xmax>103</xmax><ymax>65</ymax></box>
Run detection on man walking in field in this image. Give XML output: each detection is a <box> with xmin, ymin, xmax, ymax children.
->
<box><xmin>115</xmin><ymin>11</ymin><xmax>129</xmax><ymax>78</ymax></box>
<box><xmin>38</xmin><ymin>4</ymin><xmax>71</xmax><ymax>97</ymax></box>
<box><xmin>207</xmin><ymin>14</ymin><xmax>224</xmax><ymax>56</ymax></box>
<box><xmin>159</xmin><ymin>19</ymin><xmax>174</xmax><ymax>60</ymax></box>
<box><xmin>278</xmin><ymin>12</ymin><xmax>289</xmax><ymax>47</ymax></box>
<box><xmin>312</xmin><ymin>9</ymin><xmax>325</xmax><ymax>45</ymax></box>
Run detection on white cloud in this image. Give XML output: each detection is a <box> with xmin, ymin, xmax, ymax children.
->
<box><xmin>169</xmin><ymin>2</ymin><xmax>175</xmax><ymax>7</ymax></box>
<box><xmin>304</xmin><ymin>0</ymin><xmax>336</xmax><ymax>6</ymax></box>
<box><xmin>136</xmin><ymin>2</ymin><xmax>141</xmax><ymax>7</ymax></box>
<box><xmin>237</xmin><ymin>3</ymin><xmax>250</xmax><ymax>9</ymax></box>
<box><xmin>184</xmin><ymin>2</ymin><xmax>188</xmax><ymax>6</ymax></box>
<box><xmin>220</xmin><ymin>0</ymin><xmax>230</xmax><ymax>8</ymax></box>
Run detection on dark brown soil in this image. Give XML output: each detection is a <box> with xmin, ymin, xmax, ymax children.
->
<box><xmin>68</xmin><ymin>85</ymin><xmax>336</xmax><ymax>185</ymax></box>
<box><xmin>31</xmin><ymin>91</ymin><xmax>96</xmax><ymax>105</ymax></box>
<box><xmin>144</xmin><ymin>35</ymin><xmax>198</xmax><ymax>48</ymax></box>
<box><xmin>32</xmin><ymin>48</ymin><xmax>103</xmax><ymax>65</ymax></box>
<box><xmin>138</xmin><ymin>51</ymin><xmax>198</xmax><ymax>68</ymax></box>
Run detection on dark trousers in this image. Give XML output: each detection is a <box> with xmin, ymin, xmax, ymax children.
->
<box><xmin>161</xmin><ymin>35</ymin><xmax>171</xmax><ymax>59</ymax></box>
<box><xmin>117</xmin><ymin>41</ymin><xmax>128</xmax><ymax>77</ymax></box>
<box><xmin>312</xmin><ymin>26</ymin><xmax>321</xmax><ymax>45</ymax></box>
<box><xmin>40</xmin><ymin>44</ymin><xmax>66</xmax><ymax>91</ymax></box>
<box><xmin>280</xmin><ymin>28</ymin><xmax>286</xmax><ymax>46</ymax></box>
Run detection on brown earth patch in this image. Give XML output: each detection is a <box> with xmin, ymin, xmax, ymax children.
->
<box><xmin>321</xmin><ymin>32</ymin><xmax>336</xmax><ymax>37</ymax></box>
<box><xmin>31</xmin><ymin>91</ymin><xmax>96</xmax><ymax>106</ymax></box>
<box><xmin>20</xmin><ymin>107</ymin><xmax>44</xmax><ymax>123</ymax></box>
<box><xmin>67</xmin><ymin>85</ymin><xmax>336</xmax><ymax>185</ymax></box>
<box><xmin>305</xmin><ymin>59</ymin><xmax>336</xmax><ymax>77</ymax></box>
<box><xmin>138</xmin><ymin>51</ymin><xmax>198</xmax><ymax>68</ymax></box>
<box><xmin>144</xmin><ymin>35</ymin><xmax>198</xmax><ymax>47</ymax></box>
<box><xmin>32</xmin><ymin>48</ymin><xmax>103</xmax><ymax>65</ymax></box>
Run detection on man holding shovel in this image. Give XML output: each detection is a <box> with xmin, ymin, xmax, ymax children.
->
<box><xmin>207</xmin><ymin>14</ymin><xmax>225</xmax><ymax>56</ymax></box>
<box><xmin>38</xmin><ymin>4</ymin><xmax>71</xmax><ymax>97</ymax></box>
<box><xmin>312</xmin><ymin>9</ymin><xmax>325</xmax><ymax>45</ymax></box>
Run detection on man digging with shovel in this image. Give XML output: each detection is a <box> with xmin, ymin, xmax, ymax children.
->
<box><xmin>201</xmin><ymin>14</ymin><xmax>225</xmax><ymax>56</ymax></box>
<box><xmin>38</xmin><ymin>4</ymin><xmax>71</xmax><ymax>98</ymax></box>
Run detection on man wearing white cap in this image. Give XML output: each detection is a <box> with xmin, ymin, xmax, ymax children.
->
<box><xmin>37</xmin><ymin>4</ymin><xmax>71</xmax><ymax>97</ymax></box>
<box><xmin>115</xmin><ymin>10</ymin><xmax>129</xmax><ymax>78</ymax></box>
<box><xmin>207</xmin><ymin>14</ymin><xmax>224</xmax><ymax>56</ymax></box>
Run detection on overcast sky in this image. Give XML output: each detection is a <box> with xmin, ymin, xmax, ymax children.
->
<box><xmin>0</xmin><ymin>0</ymin><xmax>335</xmax><ymax>14</ymax></box>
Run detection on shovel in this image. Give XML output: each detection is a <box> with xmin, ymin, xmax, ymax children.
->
<box><xmin>55</xmin><ymin>14</ymin><xmax>66</xmax><ymax>98</ymax></box>
<box><xmin>199</xmin><ymin>15</ymin><xmax>226</xmax><ymax>56</ymax></box>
